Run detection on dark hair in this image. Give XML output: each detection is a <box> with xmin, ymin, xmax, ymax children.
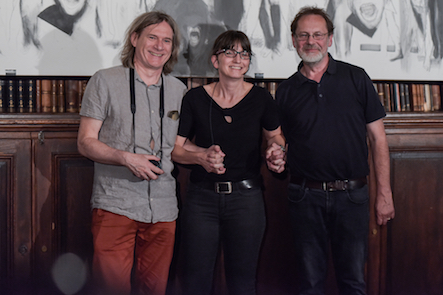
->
<box><xmin>120</xmin><ymin>11</ymin><xmax>180</xmax><ymax>75</ymax></box>
<box><xmin>210</xmin><ymin>30</ymin><xmax>252</xmax><ymax>57</ymax></box>
<box><xmin>290</xmin><ymin>6</ymin><xmax>334</xmax><ymax>36</ymax></box>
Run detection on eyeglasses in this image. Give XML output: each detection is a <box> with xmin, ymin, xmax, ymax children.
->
<box><xmin>295</xmin><ymin>32</ymin><xmax>329</xmax><ymax>41</ymax></box>
<box><xmin>216</xmin><ymin>49</ymin><xmax>251</xmax><ymax>60</ymax></box>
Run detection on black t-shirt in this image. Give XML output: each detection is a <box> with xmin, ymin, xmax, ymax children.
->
<box><xmin>178</xmin><ymin>85</ymin><xmax>280</xmax><ymax>183</ymax></box>
<box><xmin>276</xmin><ymin>55</ymin><xmax>386</xmax><ymax>181</ymax></box>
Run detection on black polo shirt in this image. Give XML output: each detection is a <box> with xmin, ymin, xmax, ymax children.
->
<box><xmin>276</xmin><ymin>55</ymin><xmax>386</xmax><ymax>182</ymax></box>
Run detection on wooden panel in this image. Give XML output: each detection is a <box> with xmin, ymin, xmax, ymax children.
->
<box><xmin>387</xmin><ymin>151</ymin><xmax>443</xmax><ymax>295</ymax></box>
<box><xmin>55</xmin><ymin>155</ymin><xmax>94</xmax><ymax>261</ymax></box>
<box><xmin>0</xmin><ymin>139</ymin><xmax>32</xmax><ymax>292</ymax></box>
<box><xmin>32</xmin><ymin>132</ymin><xmax>93</xmax><ymax>293</ymax></box>
<box><xmin>0</xmin><ymin>159</ymin><xmax>11</xmax><ymax>286</ymax></box>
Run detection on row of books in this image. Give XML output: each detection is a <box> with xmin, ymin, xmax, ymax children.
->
<box><xmin>374</xmin><ymin>82</ymin><xmax>442</xmax><ymax>112</ymax></box>
<box><xmin>0</xmin><ymin>79</ymin><xmax>88</xmax><ymax>113</ymax></box>
<box><xmin>1</xmin><ymin>77</ymin><xmax>442</xmax><ymax>113</ymax></box>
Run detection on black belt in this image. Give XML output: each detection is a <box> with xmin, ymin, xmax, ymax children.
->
<box><xmin>290</xmin><ymin>176</ymin><xmax>367</xmax><ymax>191</ymax></box>
<box><xmin>193</xmin><ymin>178</ymin><xmax>262</xmax><ymax>194</ymax></box>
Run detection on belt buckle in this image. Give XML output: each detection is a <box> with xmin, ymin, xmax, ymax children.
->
<box><xmin>330</xmin><ymin>180</ymin><xmax>348</xmax><ymax>191</ymax></box>
<box><xmin>322</xmin><ymin>180</ymin><xmax>348</xmax><ymax>191</ymax></box>
<box><xmin>322</xmin><ymin>182</ymin><xmax>328</xmax><ymax>191</ymax></box>
<box><xmin>215</xmin><ymin>182</ymin><xmax>232</xmax><ymax>194</ymax></box>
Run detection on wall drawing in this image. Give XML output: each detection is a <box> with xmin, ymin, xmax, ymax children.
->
<box><xmin>0</xmin><ymin>0</ymin><xmax>442</xmax><ymax>80</ymax></box>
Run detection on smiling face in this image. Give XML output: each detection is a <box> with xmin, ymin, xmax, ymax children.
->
<box><xmin>131</xmin><ymin>21</ymin><xmax>173</xmax><ymax>73</ymax></box>
<box><xmin>292</xmin><ymin>14</ymin><xmax>333</xmax><ymax>65</ymax></box>
<box><xmin>348</xmin><ymin>0</ymin><xmax>386</xmax><ymax>29</ymax></box>
<box><xmin>212</xmin><ymin>42</ymin><xmax>250</xmax><ymax>79</ymax></box>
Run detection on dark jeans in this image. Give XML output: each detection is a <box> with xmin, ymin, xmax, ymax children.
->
<box><xmin>288</xmin><ymin>183</ymin><xmax>370</xmax><ymax>295</ymax></box>
<box><xmin>180</xmin><ymin>182</ymin><xmax>266</xmax><ymax>295</ymax></box>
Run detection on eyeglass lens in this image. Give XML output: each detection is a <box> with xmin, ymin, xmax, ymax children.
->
<box><xmin>225</xmin><ymin>49</ymin><xmax>250</xmax><ymax>59</ymax></box>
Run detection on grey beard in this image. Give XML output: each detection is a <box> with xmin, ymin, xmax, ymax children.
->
<box><xmin>299</xmin><ymin>50</ymin><xmax>325</xmax><ymax>64</ymax></box>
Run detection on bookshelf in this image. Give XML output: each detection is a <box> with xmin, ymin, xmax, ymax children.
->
<box><xmin>0</xmin><ymin>76</ymin><xmax>89</xmax><ymax>114</ymax></box>
<box><xmin>1</xmin><ymin>76</ymin><xmax>442</xmax><ymax>114</ymax></box>
<box><xmin>373</xmin><ymin>81</ymin><xmax>442</xmax><ymax>113</ymax></box>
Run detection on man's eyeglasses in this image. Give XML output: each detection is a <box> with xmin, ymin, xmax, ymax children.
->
<box><xmin>216</xmin><ymin>49</ymin><xmax>251</xmax><ymax>60</ymax></box>
<box><xmin>295</xmin><ymin>32</ymin><xmax>329</xmax><ymax>41</ymax></box>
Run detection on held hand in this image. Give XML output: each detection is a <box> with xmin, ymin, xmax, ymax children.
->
<box><xmin>266</xmin><ymin>143</ymin><xmax>286</xmax><ymax>173</ymax></box>
<box><xmin>202</xmin><ymin>145</ymin><xmax>226</xmax><ymax>174</ymax></box>
<box><xmin>375</xmin><ymin>192</ymin><xmax>395</xmax><ymax>226</ymax></box>
<box><xmin>124</xmin><ymin>153</ymin><xmax>164</xmax><ymax>180</ymax></box>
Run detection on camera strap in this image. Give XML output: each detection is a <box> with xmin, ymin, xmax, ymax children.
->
<box><xmin>129</xmin><ymin>67</ymin><xmax>164</xmax><ymax>159</ymax></box>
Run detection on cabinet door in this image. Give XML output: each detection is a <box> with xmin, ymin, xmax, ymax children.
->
<box><xmin>0</xmin><ymin>137</ymin><xmax>32</xmax><ymax>288</ymax></box>
<box><xmin>385</xmin><ymin>127</ymin><xmax>443</xmax><ymax>295</ymax></box>
<box><xmin>387</xmin><ymin>151</ymin><xmax>443</xmax><ymax>295</ymax></box>
<box><xmin>32</xmin><ymin>131</ymin><xmax>94</xmax><ymax>291</ymax></box>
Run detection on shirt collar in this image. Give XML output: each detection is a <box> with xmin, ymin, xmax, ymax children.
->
<box><xmin>126</xmin><ymin>67</ymin><xmax>163</xmax><ymax>88</ymax></box>
<box><xmin>294</xmin><ymin>53</ymin><xmax>337</xmax><ymax>85</ymax></box>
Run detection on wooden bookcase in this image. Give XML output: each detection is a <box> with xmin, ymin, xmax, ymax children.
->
<box><xmin>1</xmin><ymin>76</ymin><xmax>443</xmax><ymax>295</ymax></box>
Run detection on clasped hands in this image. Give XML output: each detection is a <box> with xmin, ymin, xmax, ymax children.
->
<box><xmin>266</xmin><ymin>143</ymin><xmax>286</xmax><ymax>173</ymax></box>
<box><xmin>202</xmin><ymin>143</ymin><xmax>285</xmax><ymax>174</ymax></box>
<box><xmin>202</xmin><ymin>145</ymin><xmax>226</xmax><ymax>174</ymax></box>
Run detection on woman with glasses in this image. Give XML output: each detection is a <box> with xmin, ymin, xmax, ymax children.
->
<box><xmin>172</xmin><ymin>30</ymin><xmax>286</xmax><ymax>295</ymax></box>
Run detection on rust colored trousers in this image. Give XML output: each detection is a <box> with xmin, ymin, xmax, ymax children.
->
<box><xmin>91</xmin><ymin>209</ymin><xmax>176</xmax><ymax>295</ymax></box>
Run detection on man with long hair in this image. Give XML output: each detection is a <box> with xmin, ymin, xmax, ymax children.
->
<box><xmin>77</xmin><ymin>11</ymin><xmax>187</xmax><ymax>295</ymax></box>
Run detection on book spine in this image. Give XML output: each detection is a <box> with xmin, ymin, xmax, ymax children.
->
<box><xmin>6</xmin><ymin>80</ymin><xmax>16</xmax><ymax>113</ymax></box>
<box><xmin>383</xmin><ymin>83</ymin><xmax>391</xmax><ymax>112</ymax></box>
<box><xmin>17</xmin><ymin>79</ymin><xmax>25</xmax><ymax>113</ymax></box>
<box><xmin>51</xmin><ymin>80</ymin><xmax>57</xmax><ymax>113</ymax></box>
<box><xmin>404</xmin><ymin>84</ymin><xmax>411</xmax><ymax>111</ymax></box>
<box><xmin>393</xmin><ymin>83</ymin><xmax>401</xmax><ymax>112</ymax></box>
<box><xmin>376</xmin><ymin>83</ymin><xmax>385</xmax><ymax>108</ymax></box>
<box><xmin>423</xmin><ymin>84</ymin><xmax>432</xmax><ymax>112</ymax></box>
<box><xmin>36</xmin><ymin>79</ymin><xmax>42</xmax><ymax>113</ymax></box>
<box><xmin>57</xmin><ymin>80</ymin><xmax>65</xmax><ymax>112</ymax></box>
<box><xmin>41</xmin><ymin>80</ymin><xmax>53</xmax><ymax>113</ymax></box>
<box><xmin>399</xmin><ymin>83</ymin><xmax>406</xmax><ymax>112</ymax></box>
<box><xmin>389</xmin><ymin>83</ymin><xmax>396</xmax><ymax>112</ymax></box>
<box><xmin>431</xmin><ymin>84</ymin><xmax>441</xmax><ymax>111</ymax></box>
<box><xmin>268</xmin><ymin>82</ymin><xmax>277</xmax><ymax>99</ymax></box>
<box><xmin>418</xmin><ymin>84</ymin><xmax>425</xmax><ymax>112</ymax></box>
<box><xmin>27</xmin><ymin>79</ymin><xmax>36</xmax><ymax>112</ymax></box>
<box><xmin>65</xmin><ymin>80</ymin><xmax>79</xmax><ymax>113</ymax></box>
<box><xmin>0</xmin><ymin>79</ymin><xmax>4</xmax><ymax>112</ymax></box>
<box><xmin>256</xmin><ymin>81</ymin><xmax>266</xmax><ymax>88</ymax></box>
<box><xmin>411</xmin><ymin>84</ymin><xmax>418</xmax><ymax>111</ymax></box>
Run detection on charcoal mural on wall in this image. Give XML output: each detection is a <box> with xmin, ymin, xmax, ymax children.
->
<box><xmin>0</xmin><ymin>0</ymin><xmax>442</xmax><ymax>79</ymax></box>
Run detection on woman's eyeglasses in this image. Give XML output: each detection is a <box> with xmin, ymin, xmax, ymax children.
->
<box><xmin>216</xmin><ymin>49</ymin><xmax>251</xmax><ymax>60</ymax></box>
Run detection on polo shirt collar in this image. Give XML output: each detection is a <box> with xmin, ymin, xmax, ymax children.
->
<box><xmin>294</xmin><ymin>53</ymin><xmax>337</xmax><ymax>86</ymax></box>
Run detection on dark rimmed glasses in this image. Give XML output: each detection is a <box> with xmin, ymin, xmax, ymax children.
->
<box><xmin>216</xmin><ymin>49</ymin><xmax>251</xmax><ymax>60</ymax></box>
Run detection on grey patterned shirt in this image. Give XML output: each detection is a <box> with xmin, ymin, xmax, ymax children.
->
<box><xmin>80</xmin><ymin>65</ymin><xmax>187</xmax><ymax>223</ymax></box>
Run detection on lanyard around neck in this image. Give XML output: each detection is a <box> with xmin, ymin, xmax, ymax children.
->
<box><xmin>129</xmin><ymin>67</ymin><xmax>164</xmax><ymax>158</ymax></box>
